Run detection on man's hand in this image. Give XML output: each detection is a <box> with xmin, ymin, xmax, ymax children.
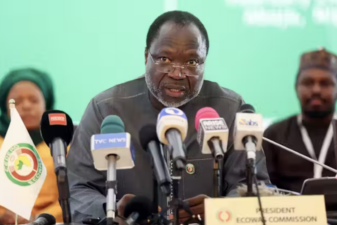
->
<box><xmin>0</xmin><ymin>209</ymin><xmax>33</xmax><ymax>224</ymax></box>
<box><xmin>117</xmin><ymin>194</ymin><xmax>136</xmax><ymax>217</ymax></box>
<box><xmin>117</xmin><ymin>194</ymin><xmax>161</xmax><ymax>219</ymax></box>
<box><xmin>179</xmin><ymin>194</ymin><xmax>209</xmax><ymax>222</ymax></box>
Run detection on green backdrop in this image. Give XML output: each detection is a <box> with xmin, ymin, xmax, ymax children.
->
<box><xmin>1</xmin><ymin>0</ymin><xmax>336</xmax><ymax>124</ymax></box>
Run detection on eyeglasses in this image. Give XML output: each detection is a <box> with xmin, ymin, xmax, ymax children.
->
<box><xmin>148</xmin><ymin>52</ymin><xmax>204</xmax><ymax>77</ymax></box>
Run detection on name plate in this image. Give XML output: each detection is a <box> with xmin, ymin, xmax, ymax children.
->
<box><xmin>205</xmin><ymin>195</ymin><xmax>326</xmax><ymax>225</ymax></box>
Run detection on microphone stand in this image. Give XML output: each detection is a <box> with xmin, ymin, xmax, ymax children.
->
<box><xmin>167</xmin><ymin>148</ymin><xmax>203</xmax><ymax>225</ymax></box>
<box><xmin>83</xmin><ymin>158</ymin><xmax>119</xmax><ymax>225</ymax></box>
<box><xmin>152</xmin><ymin>142</ymin><xmax>171</xmax><ymax>211</ymax></box>
<box><xmin>245</xmin><ymin>161</ymin><xmax>255</xmax><ymax>196</ymax></box>
<box><xmin>207</xmin><ymin>138</ymin><xmax>225</xmax><ymax>197</ymax></box>
<box><xmin>170</xmin><ymin>160</ymin><xmax>203</xmax><ymax>225</ymax></box>
<box><xmin>153</xmin><ymin>178</ymin><xmax>159</xmax><ymax>214</ymax></box>
<box><xmin>57</xmin><ymin>168</ymin><xmax>71</xmax><ymax>223</ymax></box>
<box><xmin>171</xmin><ymin>160</ymin><xmax>183</xmax><ymax>225</ymax></box>
<box><xmin>151</xmin><ymin>180</ymin><xmax>170</xmax><ymax>225</ymax></box>
<box><xmin>106</xmin><ymin>154</ymin><xmax>118</xmax><ymax>225</ymax></box>
<box><xmin>51</xmin><ymin>138</ymin><xmax>71</xmax><ymax>223</ymax></box>
<box><xmin>152</xmin><ymin>167</ymin><xmax>171</xmax><ymax>213</ymax></box>
<box><xmin>243</xmin><ymin>136</ymin><xmax>257</xmax><ymax>197</ymax></box>
<box><xmin>149</xmin><ymin>173</ymin><xmax>170</xmax><ymax>225</ymax></box>
<box><xmin>213</xmin><ymin>160</ymin><xmax>223</xmax><ymax>197</ymax></box>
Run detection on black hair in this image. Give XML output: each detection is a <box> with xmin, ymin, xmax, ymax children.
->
<box><xmin>146</xmin><ymin>10</ymin><xmax>209</xmax><ymax>55</ymax></box>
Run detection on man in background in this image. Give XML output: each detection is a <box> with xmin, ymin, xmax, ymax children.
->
<box><xmin>263</xmin><ymin>48</ymin><xmax>337</xmax><ymax>193</ymax></box>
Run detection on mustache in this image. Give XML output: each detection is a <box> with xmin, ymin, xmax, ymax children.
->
<box><xmin>160</xmin><ymin>81</ymin><xmax>188</xmax><ymax>89</ymax></box>
<box><xmin>306</xmin><ymin>95</ymin><xmax>326</xmax><ymax>103</ymax></box>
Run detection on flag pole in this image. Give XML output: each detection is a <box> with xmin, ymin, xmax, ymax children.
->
<box><xmin>10</xmin><ymin>99</ymin><xmax>17</xmax><ymax>225</ymax></box>
<box><xmin>9</xmin><ymin>99</ymin><xmax>15</xmax><ymax>114</ymax></box>
<box><xmin>10</xmin><ymin>99</ymin><xmax>18</xmax><ymax>225</ymax></box>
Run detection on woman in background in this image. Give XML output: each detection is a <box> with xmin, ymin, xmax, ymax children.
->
<box><xmin>0</xmin><ymin>68</ymin><xmax>63</xmax><ymax>224</ymax></box>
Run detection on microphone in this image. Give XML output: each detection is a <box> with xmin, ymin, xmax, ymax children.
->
<box><xmin>234</xmin><ymin>104</ymin><xmax>264</xmax><ymax>197</ymax></box>
<box><xmin>40</xmin><ymin>110</ymin><xmax>74</xmax><ymax>223</ymax></box>
<box><xmin>234</xmin><ymin>104</ymin><xmax>264</xmax><ymax>162</ymax></box>
<box><xmin>156</xmin><ymin>107</ymin><xmax>188</xmax><ymax>224</ymax></box>
<box><xmin>40</xmin><ymin>110</ymin><xmax>74</xmax><ymax>175</ymax></box>
<box><xmin>91</xmin><ymin>115</ymin><xmax>135</xmax><ymax>170</ymax></box>
<box><xmin>139</xmin><ymin>124</ymin><xmax>171</xmax><ymax>195</ymax></box>
<box><xmin>195</xmin><ymin>107</ymin><xmax>228</xmax><ymax>197</ymax></box>
<box><xmin>123</xmin><ymin>196</ymin><xmax>154</xmax><ymax>225</ymax></box>
<box><xmin>29</xmin><ymin>213</ymin><xmax>56</xmax><ymax>225</ymax></box>
<box><xmin>195</xmin><ymin>107</ymin><xmax>228</xmax><ymax>160</ymax></box>
<box><xmin>156</xmin><ymin>107</ymin><xmax>187</xmax><ymax>170</ymax></box>
<box><xmin>91</xmin><ymin>115</ymin><xmax>135</xmax><ymax>224</ymax></box>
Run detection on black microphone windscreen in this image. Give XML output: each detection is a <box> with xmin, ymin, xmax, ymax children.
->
<box><xmin>36</xmin><ymin>213</ymin><xmax>56</xmax><ymax>224</ymax></box>
<box><xmin>139</xmin><ymin>124</ymin><xmax>158</xmax><ymax>150</ymax></box>
<box><xmin>240</xmin><ymin>104</ymin><xmax>255</xmax><ymax>113</ymax></box>
<box><xmin>40</xmin><ymin>110</ymin><xmax>74</xmax><ymax>146</ymax></box>
<box><xmin>123</xmin><ymin>196</ymin><xmax>154</xmax><ymax>221</ymax></box>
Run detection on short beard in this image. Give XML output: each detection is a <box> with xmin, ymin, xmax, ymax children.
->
<box><xmin>145</xmin><ymin>73</ymin><xmax>203</xmax><ymax>108</ymax></box>
<box><xmin>302</xmin><ymin>108</ymin><xmax>334</xmax><ymax>119</ymax></box>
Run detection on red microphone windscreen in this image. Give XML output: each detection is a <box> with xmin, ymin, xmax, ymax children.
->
<box><xmin>195</xmin><ymin>107</ymin><xmax>220</xmax><ymax>131</ymax></box>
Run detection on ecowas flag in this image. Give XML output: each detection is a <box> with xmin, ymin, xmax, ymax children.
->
<box><xmin>0</xmin><ymin>107</ymin><xmax>47</xmax><ymax>220</ymax></box>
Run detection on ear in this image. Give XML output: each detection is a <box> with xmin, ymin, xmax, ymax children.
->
<box><xmin>295</xmin><ymin>73</ymin><xmax>301</xmax><ymax>98</ymax></box>
<box><xmin>333</xmin><ymin>86</ymin><xmax>337</xmax><ymax>100</ymax></box>
<box><xmin>145</xmin><ymin>47</ymin><xmax>148</xmax><ymax>65</ymax></box>
<box><xmin>295</xmin><ymin>85</ymin><xmax>301</xmax><ymax>99</ymax></box>
<box><xmin>333</xmin><ymin>77</ymin><xmax>337</xmax><ymax>97</ymax></box>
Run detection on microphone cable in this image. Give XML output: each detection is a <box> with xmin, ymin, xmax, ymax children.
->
<box><xmin>254</xmin><ymin>175</ymin><xmax>266</xmax><ymax>225</ymax></box>
<box><xmin>263</xmin><ymin>137</ymin><xmax>337</xmax><ymax>174</ymax></box>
